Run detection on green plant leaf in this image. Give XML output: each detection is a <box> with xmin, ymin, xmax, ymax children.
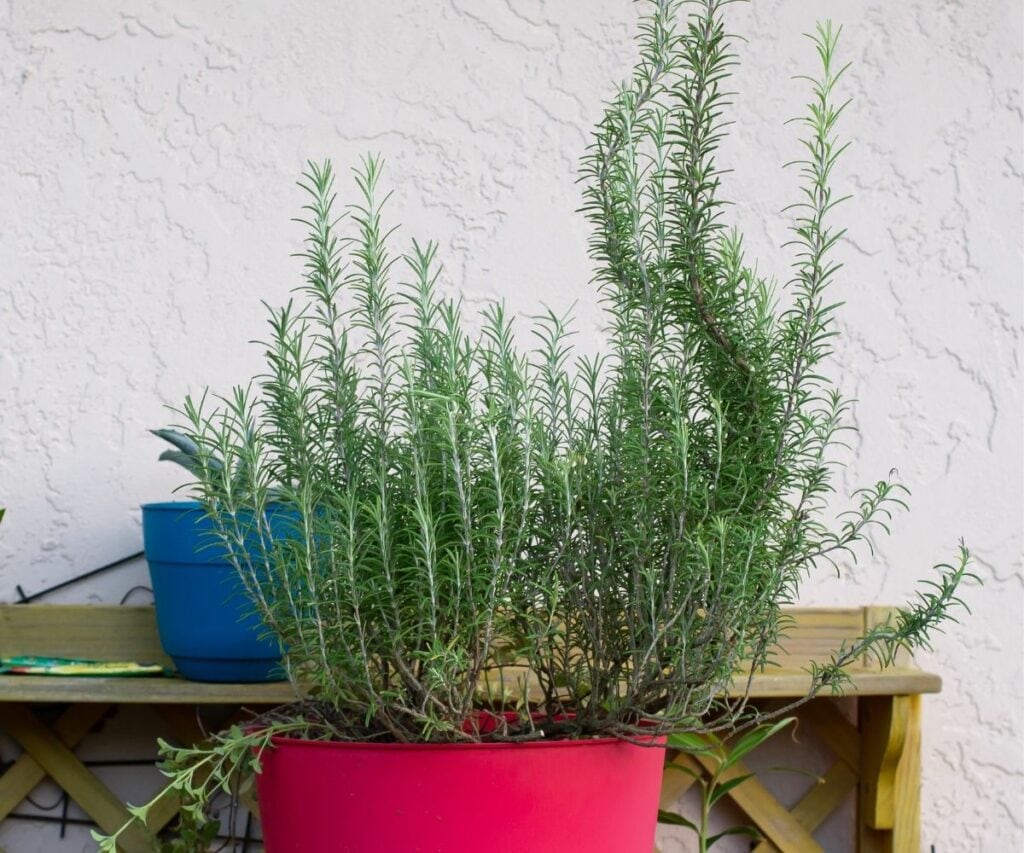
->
<box><xmin>126</xmin><ymin>804</ymin><xmax>150</xmax><ymax>822</ymax></box>
<box><xmin>667</xmin><ymin>732</ymin><xmax>713</xmax><ymax>754</ymax></box>
<box><xmin>707</xmin><ymin>825</ymin><xmax>763</xmax><ymax>848</ymax></box>
<box><xmin>721</xmin><ymin>718</ymin><xmax>795</xmax><ymax>770</ymax></box>
<box><xmin>657</xmin><ymin>809</ymin><xmax>698</xmax><ymax>832</ymax></box>
<box><xmin>708</xmin><ymin>772</ymin><xmax>756</xmax><ymax>806</ymax></box>
<box><xmin>664</xmin><ymin>762</ymin><xmax>703</xmax><ymax>781</ymax></box>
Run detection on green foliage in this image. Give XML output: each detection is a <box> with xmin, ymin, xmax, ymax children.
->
<box><xmin>101</xmin><ymin>1</ymin><xmax>974</xmax><ymax>846</ymax></box>
<box><xmin>101</xmin><ymin>1</ymin><xmax>974</xmax><ymax>843</ymax></box>
<box><xmin>92</xmin><ymin>722</ymin><xmax>312</xmax><ymax>852</ymax></box>
<box><xmin>170</xmin><ymin>0</ymin><xmax>969</xmax><ymax>744</ymax></box>
<box><xmin>660</xmin><ymin>718</ymin><xmax>796</xmax><ymax>851</ymax></box>
<box><xmin>154</xmin><ymin>811</ymin><xmax>220</xmax><ymax>853</ymax></box>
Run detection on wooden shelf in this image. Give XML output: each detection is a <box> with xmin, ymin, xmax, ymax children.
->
<box><xmin>0</xmin><ymin>674</ymin><xmax>297</xmax><ymax>705</ymax></box>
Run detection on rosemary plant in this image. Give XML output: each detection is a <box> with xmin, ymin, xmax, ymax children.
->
<box><xmin>98</xmin><ymin>1</ymin><xmax>971</xmax><ymax>848</ymax></box>
<box><xmin>175</xmin><ymin>0</ymin><xmax>969</xmax><ymax>743</ymax></box>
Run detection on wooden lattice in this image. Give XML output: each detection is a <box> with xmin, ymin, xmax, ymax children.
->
<box><xmin>656</xmin><ymin>608</ymin><xmax>929</xmax><ymax>853</ymax></box>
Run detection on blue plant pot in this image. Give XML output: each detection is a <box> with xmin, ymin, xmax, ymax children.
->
<box><xmin>142</xmin><ymin>501</ymin><xmax>288</xmax><ymax>683</ymax></box>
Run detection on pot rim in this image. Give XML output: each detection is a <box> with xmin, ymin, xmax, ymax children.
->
<box><xmin>141</xmin><ymin>500</ymin><xmax>299</xmax><ymax>512</ymax></box>
<box><xmin>141</xmin><ymin>500</ymin><xmax>203</xmax><ymax>511</ymax></box>
<box><xmin>265</xmin><ymin>732</ymin><xmax>666</xmax><ymax>752</ymax></box>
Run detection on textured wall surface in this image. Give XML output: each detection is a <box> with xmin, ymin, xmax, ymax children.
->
<box><xmin>1</xmin><ymin>1</ymin><xmax>1021</xmax><ymax>850</ymax></box>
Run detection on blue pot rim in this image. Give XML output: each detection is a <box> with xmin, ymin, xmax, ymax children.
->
<box><xmin>142</xmin><ymin>501</ymin><xmax>298</xmax><ymax>513</ymax></box>
<box><xmin>142</xmin><ymin>500</ymin><xmax>203</xmax><ymax>512</ymax></box>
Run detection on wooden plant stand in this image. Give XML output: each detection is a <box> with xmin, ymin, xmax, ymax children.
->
<box><xmin>0</xmin><ymin>605</ymin><xmax>937</xmax><ymax>852</ymax></box>
<box><xmin>657</xmin><ymin>607</ymin><xmax>936</xmax><ymax>853</ymax></box>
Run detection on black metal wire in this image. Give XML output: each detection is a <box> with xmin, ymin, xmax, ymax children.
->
<box><xmin>241</xmin><ymin>811</ymin><xmax>254</xmax><ymax>853</ymax></box>
<box><xmin>59</xmin><ymin>791</ymin><xmax>69</xmax><ymax>839</ymax></box>
<box><xmin>23</xmin><ymin>787</ymin><xmax>63</xmax><ymax>812</ymax></box>
<box><xmin>13</xmin><ymin>550</ymin><xmax>145</xmax><ymax>604</ymax></box>
<box><xmin>118</xmin><ymin>584</ymin><xmax>154</xmax><ymax>605</ymax></box>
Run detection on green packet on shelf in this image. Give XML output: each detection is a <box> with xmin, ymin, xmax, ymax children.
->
<box><xmin>0</xmin><ymin>656</ymin><xmax>168</xmax><ymax>677</ymax></box>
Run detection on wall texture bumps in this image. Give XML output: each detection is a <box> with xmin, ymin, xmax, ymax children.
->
<box><xmin>1</xmin><ymin>1</ymin><xmax>1021</xmax><ymax>850</ymax></box>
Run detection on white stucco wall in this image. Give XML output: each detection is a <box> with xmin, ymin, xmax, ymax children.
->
<box><xmin>1</xmin><ymin>1</ymin><xmax>1020</xmax><ymax>850</ymax></box>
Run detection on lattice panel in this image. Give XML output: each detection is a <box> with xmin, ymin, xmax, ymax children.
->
<box><xmin>656</xmin><ymin>695</ymin><xmax>922</xmax><ymax>853</ymax></box>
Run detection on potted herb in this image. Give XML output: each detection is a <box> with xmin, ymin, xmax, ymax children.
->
<box><xmin>100</xmin><ymin>2</ymin><xmax>971</xmax><ymax>850</ymax></box>
<box><xmin>141</xmin><ymin>431</ymin><xmax>289</xmax><ymax>682</ymax></box>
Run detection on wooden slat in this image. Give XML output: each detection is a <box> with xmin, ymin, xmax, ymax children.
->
<box><xmin>858</xmin><ymin>822</ymin><xmax>889</xmax><ymax>853</ymax></box>
<box><xmin>889</xmin><ymin>694</ymin><xmax>921</xmax><ymax>852</ymax></box>
<box><xmin>802</xmin><ymin>699</ymin><xmax>862</xmax><ymax>771</ymax></box>
<box><xmin>771</xmin><ymin>609</ymin><xmax>867</xmax><ymax>670</ymax></box>
<box><xmin>790</xmin><ymin>760</ymin><xmax>858</xmax><ymax>832</ymax></box>
<box><xmin>0</xmin><ymin>675</ymin><xmax>296</xmax><ymax>704</ymax></box>
<box><xmin>0</xmin><ymin>703</ymin><xmax>111</xmax><ymax>820</ymax></box>
<box><xmin>0</xmin><ymin>605</ymin><xmax>171</xmax><ymax>667</ymax></box>
<box><xmin>750</xmin><ymin>759</ymin><xmax>858</xmax><ymax>853</ymax></box>
<box><xmin>154</xmin><ymin>704</ymin><xmax>211</xmax><ymax>746</ymax></box>
<box><xmin>659</xmin><ymin>751</ymin><xmax>702</xmax><ymax>808</ymax></box>
<box><xmin>0</xmin><ymin>704</ymin><xmax>152</xmax><ymax>853</ymax></box>
<box><xmin>0</xmin><ymin>667</ymin><xmax>938</xmax><ymax>705</ymax></box>
<box><xmin>0</xmin><ymin>605</ymin><xmax>897</xmax><ymax>669</ymax></box>
<box><xmin>859</xmin><ymin>692</ymin><xmax>924</xmax><ymax>851</ymax></box>
<box><xmin>729</xmin><ymin>669</ymin><xmax>940</xmax><ymax>698</ymax></box>
<box><xmin>692</xmin><ymin>751</ymin><xmax>823</xmax><ymax>853</ymax></box>
<box><xmin>487</xmin><ymin>667</ymin><xmax>940</xmax><ymax>704</ymax></box>
<box><xmin>860</xmin><ymin>695</ymin><xmax>909</xmax><ymax>831</ymax></box>
<box><xmin>655</xmin><ymin>752</ymin><xmax>703</xmax><ymax>853</ymax></box>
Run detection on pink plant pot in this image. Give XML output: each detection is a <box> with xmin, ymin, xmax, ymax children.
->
<box><xmin>255</xmin><ymin>731</ymin><xmax>666</xmax><ymax>852</ymax></box>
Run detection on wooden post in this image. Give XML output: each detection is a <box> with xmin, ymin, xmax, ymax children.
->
<box><xmin>858</xmin><ymin>694</ymin><xmax>921</xmax><ymax>853</ymax></box>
